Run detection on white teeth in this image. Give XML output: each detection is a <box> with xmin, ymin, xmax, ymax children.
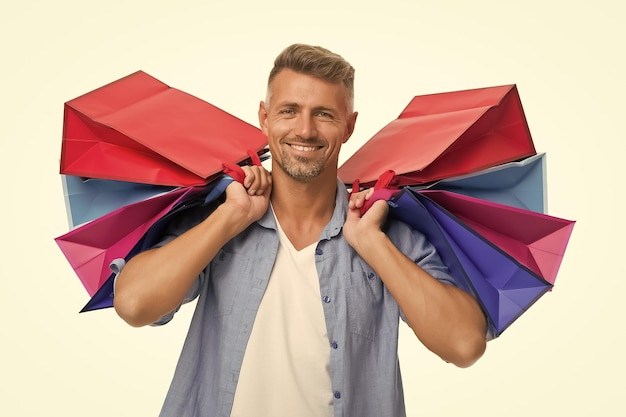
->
<box><xmin>291</xmin><ymin>145</ymin><xmax>318</xmax><ymax>152</ymax></box>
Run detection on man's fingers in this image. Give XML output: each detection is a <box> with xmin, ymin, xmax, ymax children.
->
<box><xmin>241</xmin><ymin>165</ymin><xmax>272</xmax><ymax>195</ymax></box>
<box><xmin>349</xmin><ymin>187</ymin><xmax>374</xmax><ymax>209</ymax></box>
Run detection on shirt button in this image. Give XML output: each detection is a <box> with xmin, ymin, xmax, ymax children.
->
<box><xmin>334</xmin><ymin>391</ymin><xmax>341</xmax><ymax>399</ymax></box>
<box><xmin>331</xmin><ymin>341</ymin><xmax>338</xmax><ymax>349</ymax></box>
<box><xmin>315</xmin><ymin>247</ymin><xmax>323</xmax><ymax>256</ymax></box>
<box><xmin>367</xmin><ymin>272</ymin><xmax>375</xmax><ymax>280</ymax></box>
<box><xmin>322</xmin><ymin>296</ymin><xmax>331</xmax><ymax>303</ymax></box>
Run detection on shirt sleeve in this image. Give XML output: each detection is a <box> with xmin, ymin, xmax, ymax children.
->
<box><xmin>386</xmin><ymin>219</ymin><xmax>455</xmax><ymax>285</ymax></box>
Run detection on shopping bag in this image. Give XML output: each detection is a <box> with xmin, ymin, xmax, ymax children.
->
<box><xmin>62</xmin><ymin>175</ymin><xmax>174</xmax><ymax>228</ymax></box>
<box><xmin>338</xmin><ymin>84</ymin><xmax>536</xmax><ymax>187</ymax></box>
<box><xmin>417</xmin><ymin>190</ymin><xmax>574</xmax><ymax>285</ymax></box>
<box><xmin>55</xmin><ymin>186</ymin><xmax>205</xmax><ymax>296</ymax></box>
<box><xmin>79</xmin><ymin>176</ymin><xmax>234</xmax><ymax>312</ymax></box>
<box><xmin>389</xmin><ymin>188</ymin><xmax>574</xmax><ymax>336</ymax></box>
<box><xmin>424</xmin><ymin>153</ymin><xmax>547</xmax><ymax>213</ymax></box>
<box><xmin>60</xmin><ymin>71</ymin><xmax>268</xmax><ymax>186</ymax></box>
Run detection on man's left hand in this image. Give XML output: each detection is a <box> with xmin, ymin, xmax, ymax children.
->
<box><xmin>343</xmin><ymin>189</ymin><xmax>389</xmax><ymax>254</ymax></box>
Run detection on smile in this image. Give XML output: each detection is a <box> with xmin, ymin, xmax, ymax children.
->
<box><xmin>288</xmin><ymin>144</ymin><xmax>322</xmax><ymax>152</ymax></box>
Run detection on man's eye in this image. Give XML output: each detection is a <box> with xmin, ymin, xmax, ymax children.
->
<box><xmin>280</xmin><ymin>109</ymin><xmax>295</xmax><ymax>115</ymax></box>
<box><xmin>317</xmin><ymin>111</ymin><xmax>332</xmax><ymax>118</ymax></box>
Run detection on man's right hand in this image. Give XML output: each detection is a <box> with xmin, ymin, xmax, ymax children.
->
<box><xmin>222</xmin><ymin>165</ymin><xmax>272</xmax><ymax>228</ymax></box>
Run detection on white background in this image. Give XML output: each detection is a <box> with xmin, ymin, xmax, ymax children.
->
<box><xmin>2</xmin><ymin>1</ymin><xmax>624</xmax><ymax>416</ymax></box>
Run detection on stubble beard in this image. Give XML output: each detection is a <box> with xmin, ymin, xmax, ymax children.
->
<box><xmin>276</xmin><ymin>149</ymin><xmax>327</xmax><ymax>183</ymax></box>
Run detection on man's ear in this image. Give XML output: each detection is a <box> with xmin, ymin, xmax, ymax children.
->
<box><xmin>343</xmin><ymin>111</ymin><xmax>358</xmax><ymax>143</ymax></box>
<box><xmin>258</xmin><ymin>101</ymin><xmax>269</xmax><ymax>137</ymax></box>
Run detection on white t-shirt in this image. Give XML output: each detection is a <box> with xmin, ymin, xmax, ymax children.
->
<box><xmin>230</xmin><ymin>215</ymin><xmax>333</xmax><ymax>417</ymax></box>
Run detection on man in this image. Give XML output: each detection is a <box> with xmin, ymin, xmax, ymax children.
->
<box><xmin>114</xmin><ymin>44</ymin><xmax>487</xmax><ymax>417</ymax></box>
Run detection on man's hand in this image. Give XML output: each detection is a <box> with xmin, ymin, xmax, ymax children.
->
<box><xmin>343</xmin><ymin>188</ymin><xmax>389</xmax><ymax>255</ymax></box>
<box><xmin>222</xmin><ymin>165</ymin><xmax>272</xmax><ymax>228</ymax></box>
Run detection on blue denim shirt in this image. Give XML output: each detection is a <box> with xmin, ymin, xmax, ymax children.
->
<box><xmin>156</xmin><ymin>180</ymin><xmax>456</xmax><ymax>417</ymax></box>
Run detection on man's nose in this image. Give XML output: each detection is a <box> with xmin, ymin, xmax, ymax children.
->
<box><xmin>294</xmin><ymin>113</ymin><xmax>317</xmax><ymax>139</ymax></box>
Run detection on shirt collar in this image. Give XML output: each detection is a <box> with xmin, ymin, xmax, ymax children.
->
<box><xmin>322</xmin><ymin>179</ymin><xmax>348</xmax><ymax>240</ymax></box>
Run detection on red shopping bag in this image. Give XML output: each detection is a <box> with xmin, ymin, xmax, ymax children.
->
<box><xmin>338</xmin><ymin>85</ymin><xmax>536</xmax><ymax>187</ymax></box>
<box><xmin>60</xmin><ymin>71</ymin><xmax>268</xmax><ymax>186</ymax></box>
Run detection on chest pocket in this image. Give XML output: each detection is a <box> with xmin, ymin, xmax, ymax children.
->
<box><xmin>207</xmin><ymin>250</ymin><xmax>251</xmax><ymax>317</ymax></box>
<box><xmin>345</xmin><ymin>271</ymin><xmax>396</xmax><ymax>340</ymax></box>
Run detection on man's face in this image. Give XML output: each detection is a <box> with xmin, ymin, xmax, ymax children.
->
<box><xmin>259</xmin><ymin>69</ymin><xmax>357</xmax><ymax>183</ymax></box>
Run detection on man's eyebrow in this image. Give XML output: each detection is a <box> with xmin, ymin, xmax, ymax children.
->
<box><xmin>312</xmin><ymin>105</ymin><xmax>337</xmax><ymax>113</ymax></box>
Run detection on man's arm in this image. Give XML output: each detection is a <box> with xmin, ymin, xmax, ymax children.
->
<box><xmin>114</xmin><ymin>167</ymin><xmax>271</xmax><ymax>327</ymax></box>
<box><xmin>343</xmin><ymin>198</ymin><xmax>487</xmax><ymax>368</ymax></box>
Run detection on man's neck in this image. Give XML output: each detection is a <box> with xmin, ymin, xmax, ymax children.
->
<box><xmin>270</xmin><ymin>171</ymin><xmax>337</xmax><ymax>250</ymax></box>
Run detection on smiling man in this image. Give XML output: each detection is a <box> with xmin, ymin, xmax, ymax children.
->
<box><xmin>114</xmin><ymin>44</ymin><xmax>487</xmax><ymax>417</ymax></box>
